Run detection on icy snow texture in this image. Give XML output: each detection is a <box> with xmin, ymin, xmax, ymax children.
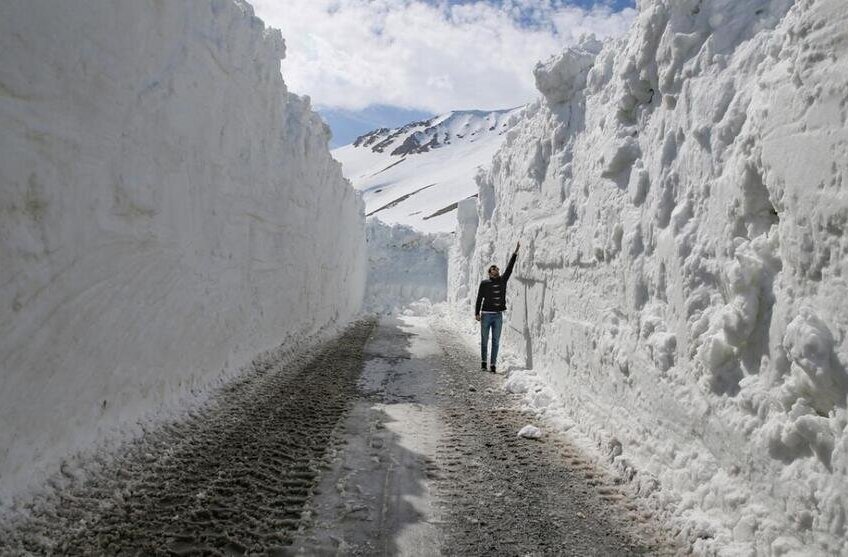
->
<box><xmin>365</xmin><ymin>219</ymin><xmax>448</xmax><ymax>313</ymax></box>
<box><xmin>451</xmin><ymin>2</ymin><xmax>848</xmax><ymax>553</ymax></box>
<box><xmin>0</xmin><ymin>0</ymin><xmax>365</xmax><ymax>507</ymax></box>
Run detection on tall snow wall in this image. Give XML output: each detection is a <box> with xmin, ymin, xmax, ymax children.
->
<box><xmin>0</xmin><ymin>0</ymin><xmax>365</xmax><ymax>507</ymax></box>
<box><xmin>450</xmin><ymin>0</ymin><xmax>848</xmax><ymax>553</ymax></box>
<box><xmin>365</xmin><ymin>219</ymin><xmax>448</xmax><ymax>313</ymax></box>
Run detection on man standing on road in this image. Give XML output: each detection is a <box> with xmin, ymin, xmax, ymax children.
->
<box><xmin>475</xmin><ymin>241</ymin><xmax>520</xmax><ymax>373</ymax></box>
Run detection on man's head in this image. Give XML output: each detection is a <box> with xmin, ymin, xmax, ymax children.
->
<box><xmin>488</xmin><ymin>264</ymin><xmax>500</xmax><ymax>279</ymax></box>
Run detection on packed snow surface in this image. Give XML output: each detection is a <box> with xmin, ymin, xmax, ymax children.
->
<box><xmin>333</xmin><ymin>108</ymin><xmax>522</xmax><ymax>233</ymax></box>
<box><xmin>0</xmin><ymin>0</ymin><xmax>365</xmax><ymax>507</ymax></box>
<box><xmin>450</xmin><ymin>0</ymin><xmax>848</xmax><ymax>554</ymax></box>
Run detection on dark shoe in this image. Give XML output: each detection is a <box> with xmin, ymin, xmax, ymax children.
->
<box><xmin>481</xmin><ymin>361</ymin><xmax>487</xmax><ymax>371</ymax></box>
<box><xmin>490</xmin><ymin>365</ymin><xmax>497</xmax><ymax>373</ymax></box>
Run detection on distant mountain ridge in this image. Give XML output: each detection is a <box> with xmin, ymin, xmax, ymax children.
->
<box><xmin>333</xmin><ymin>108</ymin><xmax>523</xmax><ymax>233</ymax></box>
<box><xmin>317</xmin><ymin>105</ymin><xmax>435</xmax><ymax>149</ymax></box>
<box><xmin>352</xmin><ymin>109</ymin><xmax>517</xmax><ymax>156</ymax></box>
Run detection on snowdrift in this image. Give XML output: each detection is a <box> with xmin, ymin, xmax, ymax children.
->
<box><xmin>365</xmin><ymin>219</ymin><xmax>448</xmax><ymax>313</ymax></box>
<box><xmin>0</xmin><ymin>0</ymin><xmax>365</xmax><ymax>507</ymax></box>
<box><xmin>450</xmin><ymin>0</ymin><xmax>848</xmax><ymax>553</ymax></box>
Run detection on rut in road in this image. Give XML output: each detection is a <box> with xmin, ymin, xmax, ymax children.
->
<box><xmin>0</xmin><ymin>320</ymin><xmax>376</xmax><ymax>555</ymax></box>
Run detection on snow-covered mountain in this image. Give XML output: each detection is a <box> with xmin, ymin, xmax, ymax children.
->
<box><xmin>333</xmin><ymin>108</ymin><xmax>522</xmax><ymax>233</ymax></box>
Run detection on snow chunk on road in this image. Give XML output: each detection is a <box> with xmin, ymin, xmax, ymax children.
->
<box><xmin>504</xmin><ymin>370</ymin><xmax>533</xmax><ymax>394</ymax></box>
<box><xmin>518</xmin><ymin>425</ymin><xmax>543</xmax><ymax>440</ymax></box>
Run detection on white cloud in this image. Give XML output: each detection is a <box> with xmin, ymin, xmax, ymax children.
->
<box><xmin>250</xmin><ymin>0</ymin><xmax>636</xmax><ymax>112</ymax></box>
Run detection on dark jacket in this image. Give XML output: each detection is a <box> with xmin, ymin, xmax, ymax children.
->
<box><xmin>475</xmin><ymin>252</ymin><xmax>517</xmax><ymax>314</ymax></box>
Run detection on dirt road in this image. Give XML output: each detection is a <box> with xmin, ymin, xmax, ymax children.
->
<box><xmin>1</xmin><ymin>316</ymin><xmax>669</xmax><ymax>555</ymax></box>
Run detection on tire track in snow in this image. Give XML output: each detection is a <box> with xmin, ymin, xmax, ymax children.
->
<box><xmin>0</xmin><ymin>320</ymin><xmax>376</xmax><ymax>555</ymax></box>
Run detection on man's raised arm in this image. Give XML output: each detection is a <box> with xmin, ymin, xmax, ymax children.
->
<box><xmin>502</xmin><ymin>241</ymin><xmax>520</xmax><ymax>282</ymax></box>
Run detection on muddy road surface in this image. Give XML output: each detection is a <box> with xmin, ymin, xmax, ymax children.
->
<box><xmin>1</xmin><ymin>316</ymin><xmax>671</xmax><ymax>555</ymax></box>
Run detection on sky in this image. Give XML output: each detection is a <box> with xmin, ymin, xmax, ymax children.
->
<box><xmin>250</xmin><ymin>0</ymin><xmax>637</xmax><ymax>146</ymax></box>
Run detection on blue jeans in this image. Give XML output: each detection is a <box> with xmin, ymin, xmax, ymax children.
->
<box><xmin>480</xmin><ymin>312</ymin><xmax>503</xmax><ymax>365</ymax></box>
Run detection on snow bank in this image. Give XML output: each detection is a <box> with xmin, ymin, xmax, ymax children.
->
<box><xmin>450</xmin><ymin>1</ymin><xmax>848</xmax><ymax>553</ymax></box>
<box><xmin>0</xmin><ymin>0</ymin><xmax>365</xmax><ymax>507</ymax></box>
<box><xmin>365</xmin><ymin>219</ymin><xmax>447</xmax><ymax>313</ymax></box>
